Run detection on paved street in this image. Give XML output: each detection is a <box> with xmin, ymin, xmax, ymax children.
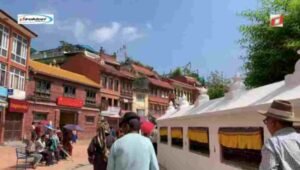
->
<box><xmin>0</xmin><ymin>140</ymin><xmax>165</xmax><ymax>170</ymax></box>
<box><xmin>0</xmin><ymin>140</ymin><xmax>91</xmax><ymax>170</ymax></box>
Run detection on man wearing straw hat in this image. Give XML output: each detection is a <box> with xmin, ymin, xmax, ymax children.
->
<box><xmin>258</xmin><ymin>100</ymin><xmax>300</xmax><ymax>170</ymax></box>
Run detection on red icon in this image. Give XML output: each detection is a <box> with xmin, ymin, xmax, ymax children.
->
<box><xmin>270</xmin><ymin>14</ymin><xmax>283</xmax><ymax>27</ymax></box>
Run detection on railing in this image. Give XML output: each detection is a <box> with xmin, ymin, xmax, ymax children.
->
<box><xmin>27</xmin><ymin>92</ymin><xmax>52</xmax><ymax>102</ymax></box>
<box><xmin>133</xmin><ymin>77</ymin><xmax>149</xmax><ymax>91</ymax></box>
<box><xmin>121</xmin><ymin>90</ymin><xmax>133</xmax><ymax>96</ymax></box>
<box><xmin>85</xmin><ymin>98</ymin><xmax>97</xmax><ymax>107</ymax></box>
<box><xmin>32</xmin><ymin>50</ymin><xmax>99</xmax><ymax>60</ymax></box>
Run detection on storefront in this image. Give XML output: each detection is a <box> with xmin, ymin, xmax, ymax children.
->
<box><xmin>101</xmin><ymin>107</ymin><xmax>121</xmax><ymax>129</ymax></box>
<box><xmin>4</xmin><ymin>99</ymin><xmax>28</xmax><ymax>141</ymax></box>
<box><xmin>57</xmin><ymin>96</ymin><xmax>83</xmax><ymax>127</ymax></box>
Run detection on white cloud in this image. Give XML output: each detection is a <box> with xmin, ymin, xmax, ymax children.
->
<box><xmin>36</xmin><ymin>12</ymin><xmax>144</xmax><ymax>45</ymax></box>
<box><xmin>46</xmin><ymin>19</ymin><xmax>88</xmax><ymax>44</ymax></box>
<box><xmin>74</xmin><ymin>20</ymin><xmax>86</xmax><ymax>40</ymax></box>
<box><xmin>89</xmin><ymin>22</ymin><xmax>121</xmax><ymax>43</ymax></box>
<box><xmin>121</xmin><ymin>26</ymin><xmax>144</xmax><ymax>42</ymax></box>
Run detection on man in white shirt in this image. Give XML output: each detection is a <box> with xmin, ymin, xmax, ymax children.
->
<box><xmin>107</xmin><ymin>112</ymin><xmax>159</xmax><ymax>170</ymax></box>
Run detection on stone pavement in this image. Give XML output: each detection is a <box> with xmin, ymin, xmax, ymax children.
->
<box><xmin>0</xmin><ymin>140</ymin><xmax>90</xmax><ymax>170</ymax></box>
<box><xmin>0</xmin><ymin>140</ymin><xmax>165</xmax><ymax>170</ymax></box>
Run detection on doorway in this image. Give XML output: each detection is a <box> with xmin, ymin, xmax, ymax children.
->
<box><xmin>4</xmin><ymin>112</ymin><xmax>23</xmax><ymax>141</ymax></box>
<box><xmin>60</xmin><ymin>111</ymin><xmax>78</xmax><ymax>128</ymax></box>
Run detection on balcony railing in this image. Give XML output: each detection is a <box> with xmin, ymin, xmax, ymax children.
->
<box><xmin>85</xmin><ymin>98</ymin><xmax>97</xmax><ymax>108</ymax></box>
<box><xmin>133</xmin><ymin>77</ymin><xmax>149</xmax><ymax>91</ymax></box>
<box><xmin>27</xmin><ymin>91</ymin><xmax>52</xmax><ymax>102</ymax></box>
<box><xmin>121</xmin><ymin>90</ymin><xmax>133</xmax><ymax>96</ymax></box>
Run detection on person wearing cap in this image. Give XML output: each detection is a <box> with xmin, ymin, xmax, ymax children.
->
<box><xmin>258</xmin><ymin>100</ymin><xmax>300</xmax><ymax>170</ymax></box>
<box><xmin>107</xmin><ymin>112</ymin><xmax>159</xmax><ymax>170</ymax></box>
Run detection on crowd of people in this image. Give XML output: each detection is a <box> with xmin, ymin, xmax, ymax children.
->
<box><xmin>26</xmin><ymin>122</ymin><xmax>76</xmax><ymax>169</ymax></box>
<box><xmin>88</xmin><ymin>113</ymin><xmax>159</xmax><ymax>170</ymax></box>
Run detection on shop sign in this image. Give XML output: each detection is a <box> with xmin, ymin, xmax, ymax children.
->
<box><xmin>9</xmin><ymin>99</ymin><xmax>29</xmax><ymax>112</ymax></box>
<box><xmin>0</xmin><ymin>87</ymin><xmax>8</xmax><ymax>97</ymax></box>
<box><xmin>57</xmin><ymin>96</ymin><xmax>83</xmax><ymax>108</ymax></box>
<box><xmin>7</xmin><ymin>89</ymin><xmax>13</xmax><ymax>95</ymax></box>
<box><xmin>8</xmin><ymin>89</ymin><xmax>26</xmax><ymax>100</ymax></box>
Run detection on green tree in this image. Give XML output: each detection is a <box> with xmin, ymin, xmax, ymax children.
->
<box><xmin>206</xmin><ymin>71</ymin><xmax>229</xmax><ymax>99</ymax></box>
<box><xmin>169</xmin><ymin>65</ymin><xmax>205</xmax><ymax>86</ymax></box>
<box><xmin>240</xmin><ymin>0</ymin><xmax>300</xmax><ymax>88</ymax></box>
<box><xmin>170</xmin><ymin>68</ymin><xmax>183</xmax><ymax>78</ymax></box>
<box><xmin>58</xmin><ymin>41</ymin><xmax>76</xmax><ymax>52</ymax></box>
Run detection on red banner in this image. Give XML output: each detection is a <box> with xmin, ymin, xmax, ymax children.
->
<box><xmin>9</xmin><ymin>99</ymin><xmax>29</xmax><ymax>113</ymax></box>
<box><xmin>57</xmin><ymin>96</ymin><xmax>83</xmax><ymax>108</ymax></box>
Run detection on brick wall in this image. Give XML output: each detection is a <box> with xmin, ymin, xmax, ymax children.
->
<box><xmin>25</xmin><ymin>72</ymin><xmax>101</xmax><ymax>140</ymax></box>
<box><xmin>61</xmin><ymin>54</ymin><xmax>100</xmax><ymax>83</ymax></box>
<box><xmin>25</xmin><ymin>104</ymin><xmax>99</xmax><ymax>140</ymax></box>
<box><xmin>77</xmin><ymin>109</ymin><xmax>99</xmax><ymax>139</ymax></box>
<box><xmin>27</xmin><ymin>73</ymin><xmax>101</xmax><ymax>105</ymax></box>
<box><xmin>24</xmin><ymin>104</ymin><xmax>57</xmax><ymax>140</ymax></box>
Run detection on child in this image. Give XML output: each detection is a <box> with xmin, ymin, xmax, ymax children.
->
<box><xmin>71</xmin><ymin>130</ymin><xmax>78</xmax><ymax>143</ymax></box>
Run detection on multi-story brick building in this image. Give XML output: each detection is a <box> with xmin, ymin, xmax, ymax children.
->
<box><xmin>167</xmin><ymin>76</ymin><xmax>201</xmax><ymax>106</ymax></box>
<box><xmin>148</xmin><ymin>77</ymin><xmax>173</xmax><ymax>118</ymax></box>
<box><xmin>31</xmin><ymin>44</ymin><xmax>202</xmax><ymax>122</ymax></box>
<box><xmin>26</xmin><ymin>60</ymin><xmax>101</xmax><ymax>139</ymax></box>
<box><xmin>121</xmin><ymin>61</ymin><xmax>173</xmax><ymax>118</ymax></box>
<box><xmin>119</xmin><ymin>68</ymin><xmax>134</xmax><ymax>112</ymax></box>
<box><xmin>122</xmin><ymin>63</ymin><xmax>156</xmax><ymax>117</ymax></box>
<box><xmin>59</xmin><ymin>51</ymin><xmax>135</xmax><ymax>128</ymax></box>
<box><xmin>0</xmin><ymin>10</ymin><xmax>37</xmax><ymax>143</ymax></box>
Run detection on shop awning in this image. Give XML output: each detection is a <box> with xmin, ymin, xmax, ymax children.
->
<box><xmin>101</xmin><ymin>107</ymin><xmax>121</xmax><ymax>118</ymax></box>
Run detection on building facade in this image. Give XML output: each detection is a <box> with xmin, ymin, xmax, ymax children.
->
<box><xmin>0</xmin><ymin>10</ymin><xmax>37</xmax><ymax>143</ymax></box>
<box><xmin>60</xmin><ymin>51</ymin><xmax>132</xmax><ymax>128</ymax></box>
<box><xmin>148</xmin><ymin>77</ymin><xmax>173</xmax><ymax>118</ymax></box>
<box><xmin>119</xmin><ymin>69</ymin><xmax>134</xmax><ymax>113</ymax></box>
<box><xmin>121</xmin><ymin>62</ymin><xmax>173</xmax><ymax>118</ymax></box>
<box><xmin>167</xmin><ymin>76</ymin><xmax>201</xmax><ymax>106</ymax></box>
<box><xmin>26</xmin><ymin>60</ymin><xmax>101</xmax><ymax>139</ymax></box>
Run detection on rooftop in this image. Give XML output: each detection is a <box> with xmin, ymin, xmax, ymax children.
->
<box><xmin>120</xmin><ymin>69</ymin><xmax>135</xmax><ymax>80</ymax></box>
<box><xmin>132</xmin><ymin>64</ymin><xmax>156</xmax><ymax>77</ymax></box>
<box><xmin>100</xmin><ymin>53</ymin><xmax>120</xmax><ymax>66</ymax></box>
<box><xmin>168</xmin><ymin>78</ymin><xmax>198</xmax><ymax>90</ymax></box>
<box><xmin>148</xmin><ymin>77</ymin><xmax>174</xmax><ymax>90</ymax></box>
<box><xmin>0</xmin><ymin>10</ymin><xmax>37</xmax><ymax>38</ymax></box>
<box><xmin>29</xmin><ymin>60</ymin><xmax>100</xmax><ymax>88</ymax></box>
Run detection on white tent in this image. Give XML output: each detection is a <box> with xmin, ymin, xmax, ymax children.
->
<box><xmin>159</xmin><ymin>59</ymin><xmax>300</xmax><ymax>121</ymax></box>
<box><xmin>157</xmin><ymin>59</ymin><xmax>300</xmax><ymax>170</ymax></box>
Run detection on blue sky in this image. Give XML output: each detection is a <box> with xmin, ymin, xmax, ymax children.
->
<box><xmin>1</xmin><ymin>0</ymin><xmax>259</xmax><ymax>78</ymax></box>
